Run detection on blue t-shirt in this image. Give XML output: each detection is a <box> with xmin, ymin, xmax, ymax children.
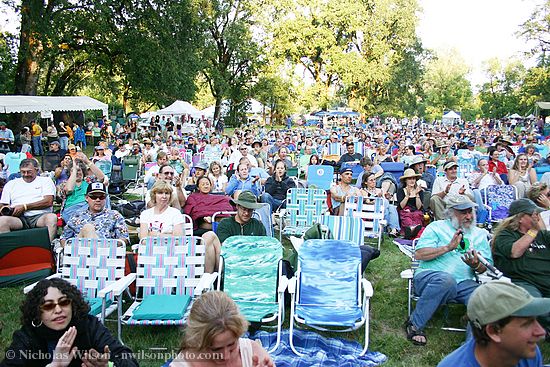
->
<box><xmin>438</xmin><ymin>337</ymin><xmax>542</xmax><ymax>367</ymax></box>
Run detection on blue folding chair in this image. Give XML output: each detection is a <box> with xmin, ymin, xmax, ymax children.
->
<box><xmin>288</xmin><ymin>239</ymin><xmax>373</xmax><ymax>356</ymax></box>
<box><xmin>306</xmin><ymin>165</ymin><xmax>334</xmax><ymax>190</ymax></box>
<box><xmin>380</xmin><ymin>162</ymin><xmax>405</xmax><ymax>183</ymax></box>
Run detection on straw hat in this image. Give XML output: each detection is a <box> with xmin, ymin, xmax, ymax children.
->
<box><xmin>399</xmin><ymin>168</ymin><xmax>421</xmax><ymax>181</ymax></box>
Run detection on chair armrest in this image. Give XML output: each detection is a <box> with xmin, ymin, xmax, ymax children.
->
<box><xmin>275</xmin><ymin>209</ymin><xmax>287</xmax><ymax>219</ymax></box>
<box><xmin>24</xmin><ymin>274</ymin><xmax>60</xmax><ymax>294</ymax></box>
<box><xmin>195</xmin><ymin>272</ymin><xmax>218</xmax><ymax>294</ymax></box>
<box><xmin>287</xmin><ymin>276</ymin><xmax>297</xmax><ymax>294</ymax></box>
<box><xmin>400</xmin><ymin>269</ymin><xmax>413</xmax><ymax>279</ymax></box>
<box><xmin>361</xmin><ymin>278</ymin><xmax>373</xmax><ymax>297</ymax></box>
<box><xmin>97</xmin><ymin>273</ymin><xmax>136</xmax><ymax>298</ymax></box>
<box><xmin>277</xmin><ymin>275</ymin><xmax>289</xmax><ymax>293</ymax></box>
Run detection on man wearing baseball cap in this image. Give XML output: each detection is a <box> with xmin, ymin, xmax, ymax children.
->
<box><xmin>492</xmin><ymin>198</ymin><xmax>550</xmax><ymax>334</ymax></box>
<box><xmin>61</xmin><ymin>182</ymin><xmax>129</xmax><ymax>245</ymax></box>
<box><xmin>430</xmin><ymin>160</ymin><xmax>476</xmax><ymax>220</ymax></box>
<box><xmin>438</xmin><ymin>281</ymin><xmax>548</xmax><ymax>366</ymax></box>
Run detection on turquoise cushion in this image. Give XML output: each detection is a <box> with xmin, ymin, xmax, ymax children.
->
<box><xmin>133</xmin><ymin>294</ymin><xmax>191</xmax><ymax>320</ymax></box>
<box><xmin>87</xmin><ymin>298</ymin><xmax>112</xmax><ymax>316</ymax></box>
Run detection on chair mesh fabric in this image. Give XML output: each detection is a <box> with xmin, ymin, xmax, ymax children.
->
<box><xmin>484</xmin><ymin>185</ymin><xmax>517</xmax><ymax>221</ymax></box>
<box><xmin>344</xmin><ymin>197</ymin><xmax>385</xmax><ymax>238</ymax></box>
<box><xmin>284</xmin><ymin>188</ymin><xmax>328</xmax><ymax>236</ymax></box>
<box><xmin>319</xmin><ymin>215</ymin><xmax>365</xmax><ymax>246</ymax></box>
<box><xmin>296</xmin><ymin>239</ymin><xmax>362</xmax><ymax>327</ymax></box>
<box><xmin>222</xmin><ymin>236</ymin><xmax>281</xmax><ymax>322</ymax></box>
<box><xmin>62</xmin><ymin>238</ymin><xmax>125</xmax><ymax>305</ymax></box>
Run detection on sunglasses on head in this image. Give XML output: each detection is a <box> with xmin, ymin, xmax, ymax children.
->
<box><xmin>89</xmin><ymin>194</ymin><xmax>106</xmax><ymax>200</ymax></box>
<box><xmin>40</xmin><ymin>298</ymin><xmax>72</xmax><ymax>311</ymax></box>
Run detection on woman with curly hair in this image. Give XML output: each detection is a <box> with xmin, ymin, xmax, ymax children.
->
<box><xmin>170</xmin><ymin>291</ymin><xmax>273</xmax><ymax>367</ymax></box>
<box><xmin>2</xmin><ymin>278</ymin><xmax>137</xmax><ymax>367</ymax></box>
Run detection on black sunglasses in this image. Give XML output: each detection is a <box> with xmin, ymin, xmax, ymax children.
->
<box><xmin>89</xmin><ymin>194</ymin><xmax>106</xmax><ymax>200</ymax></box>
<box><xmin>40</xmin><ymin>298</ymin><xmax>72</xmax><ymax>311</ymax></box>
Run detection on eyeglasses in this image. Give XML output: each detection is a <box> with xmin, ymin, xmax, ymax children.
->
<box><xmin>88</xmin><ymin>194</ymin><xmax>106</xmax><ymax>200</ymax></box>
<box><xmin>40</xmin><ymin>298</ymin><xmax>72</xmax><ymax>312</ymax></box>
<box><xmin>237</xmin><ymin>205</ymin><xmax>254</xmax><ymax>213</ymax></box>
<box><xmin>239</xmin><ymin>148</ymin><xmax>247</xmax><ymax>151</ymax></box>
<box><xmin>162</xmin><ymin>171</ymin><xmax>175</xmax><ymax>176</ymax></box>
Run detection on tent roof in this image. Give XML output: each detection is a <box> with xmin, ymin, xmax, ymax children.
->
<box><xmin>156</xmin><ymin>100</ymin><xmax>202</xmax><ymax>117</ymax></box>
<box><xmin>0</xmin><ymin>95</ymin><xmax>108</xmax><ymax>115</ymax></box>
<box><xmin>509</xmin><ymin>113</ymin><xmax>522</xmax><ymax>119</ymax></box>
<box><xmin>536</xmin><ymin>102</ymin><xmax>550</xmax><ymax>109</ymax></box>
<box><xmin>442</xmin><ymin>110</ymin><xmax>461</xmax><ymax>119</ymax></box>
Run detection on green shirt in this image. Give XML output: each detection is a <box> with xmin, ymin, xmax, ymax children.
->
<box><xmin>65</xmin><ymin>181</ymin><xmax>89</xmax><ymax>208</ymax></box>
<box><xmin>217</xmin><ymin>216</ymin><xmax>266</xmax><ymax>244</ymax></box>
<box><xmin>493</xmin><ymin>228</ymin><xmax>550</xmax><ymax>295</ymax></box>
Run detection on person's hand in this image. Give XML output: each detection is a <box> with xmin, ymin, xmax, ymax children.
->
<box><xmin>461</xmin><ymin>249</ymin><xmax>480</xmax><ymax>269</ymax></box>
<box><xmin>444</xmin><ymin>183</ymin><xmax>452</xmax><ymax>194</ymax></box>
<box><xmin>458</xmin><ymin>185</ymin><xmax>466</xmax><ymax>195</ymax></box>
<box><xmin>252</xmin><ymin>354</ymin><xmax>274</xmax><ymax>367</ymax></box>
<box><xmin>532</xmin><ymin>212</ymin><xmax>546</xmax><ymax>231</ymax></box>
<box><xmin>11</xmin><ymin>205</ymin><xmax>25</xmax><ymax>217</ymax></box>
<box><xmin>74</xmin><ymin>152</ymin><xmax>89</xmax><ymax>163</ymax></box>
<box><xmin>537</xmin><ymin>193</ymin><xmax>550</xmax><ymax>209</ymax></box>
<box><xmin>81</xmin><ymin>345</ymin><xmax>110</xmax><ymax>367</ymax></box>
<box><xmin>447</xmin><ymin>228</ymin><xmax>463</xmax><ymax>252</ymax></box>
<box><xmin>50</xmin><ymin>326</ymin><xmax>78</xmax><ymax>367</ymax></box>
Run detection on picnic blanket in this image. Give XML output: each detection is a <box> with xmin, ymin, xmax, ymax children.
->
<box><xmin>246</xmin><ymin>329</ymin><xmax>387</xmax><ymax>367</ymax></box>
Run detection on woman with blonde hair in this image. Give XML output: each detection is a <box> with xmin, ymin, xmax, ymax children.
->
<box><xmin>139</xmin><ymin>180</ymin><xmax>184</xmax><ymax>238</ymax></box>
<box><xmin>171</xmin><ymin>291</ymin><xmax>273</xmax><ymax>367</ymax></box>
<box><xmin>509</xmin><ymin>153</ymin><xmax>538</xmax><ymax>198</ymax></box>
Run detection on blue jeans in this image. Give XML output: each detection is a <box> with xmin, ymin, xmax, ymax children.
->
<box><xmin>385</xmin><ymin>200</ymin><xmax>400</xmax><ymax>230</ymax></box>
<box><xmin>59</xmin><ymin>136</ymin><xmax>69</xmax><ymax>151</ymax></box>
<box><xmin>473</xmin><ymin>189</ymin><xmax>489</xmax><ymax>224</ymax></box>
<box><xmin>411</xmin><ymin>270</ymin><xmax>479</xmax><ymax>330</ymax></box>
<box><xmin>260</xmin><ymin>193</ymin><xmax>284</xmax><ymax>213</ymax></box>
<box><xmin>32</xmin><ymin>136</ymin><xmax>43</xmax><ymax>156</ymax></box>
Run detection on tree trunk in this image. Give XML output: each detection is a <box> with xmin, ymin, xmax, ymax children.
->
<box><xmin>13</xmin><ymin>0</ymin><xmax>45</xmax><ymax>96</ymax></box>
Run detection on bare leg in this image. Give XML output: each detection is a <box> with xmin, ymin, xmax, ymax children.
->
<box><xmin>0</xmin><ymin>216</ymin><xmax>23</xmax><ymax>234</ymax></box>
<box><xmin>78</xmin><ymin>223</ymin><xmax>99</xmax><ymax>239</ymax></box>
<box><xmin>202</xmin><ymin>231</ymin><xmax>221</xmax><ymax>273</ymax></box>
<box><xmin>36</xmin><ymin>213</ymin><xmax>59</xmax><ymax>241</ymax></box>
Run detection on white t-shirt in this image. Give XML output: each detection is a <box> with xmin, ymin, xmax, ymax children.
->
<box><xmin>1</xmin><ymin>176</ymin><xmax>56</xmax><ymax>216</ymax></box>
<box><xmin>140</xmin><ymin>206</ymin><xmax>184</xmax><ymax>234</ymax></box>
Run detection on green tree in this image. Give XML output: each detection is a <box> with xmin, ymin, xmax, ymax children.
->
<box><xmin>421</xmin><ymin>49</ymin><xmax>473</xmax><ymax>121</ymax></box>
<box><xmin>0</xmin><ymin>32</ymin><xmax>16</xmax><ymax>94</ymax></box>
<box><xmin>197</xmin><ymin>0</ymin><xmax>263</xmax><ymax>125</ymax></box>
<box><xmin>478</xmin><ymin>58</ymin><xmax>526</xmax><ymax>118</ymax></box>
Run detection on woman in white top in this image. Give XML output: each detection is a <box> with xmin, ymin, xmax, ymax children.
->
<box><xmin>170</xmin><ymin>291</ymin><xmax>273</xmax><ymax>367</ymax></box>
<box><xmin>208</xmin><ymin>161</ymin><xmax>228</xmax><ymax>193</ymax></box>
<box><xmin>139</xmin><ymin>180</ymin><xmax>184</xmax><ymax>238</ymax></box>
<box><xmin>509</xmin><ymin>153</ymin><xmax>538</xmax><ymax>198</ymax></box>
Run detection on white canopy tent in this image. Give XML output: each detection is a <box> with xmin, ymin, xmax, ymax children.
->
<box><xmin>509</xmin><ymin>113</ymin><xmax>523</xmax><ymax>119</ymax></box>
<box><xmin>0</xmin><ymin>95</ymin><xmax>108</xmax><ymax>117</ymax></box>
<box><xmin>155</xmin><ymin>100</ymin><xmax>202</xmax><ymax>118</ymax></box>
<box><xmin>442</xmin><ymin>110</ymin><xmax>460</xmax><ymax>119</ymax></box>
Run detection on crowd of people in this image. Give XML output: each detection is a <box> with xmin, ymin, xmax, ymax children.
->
<box><xmin>0</xmin><ymin>114</ymin><xmax>549</xmax><ymax>365</ymax></box>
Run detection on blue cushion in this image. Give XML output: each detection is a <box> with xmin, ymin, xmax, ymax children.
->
<box><xmin>133</xmin><ymin>294</ymin><xmax>191</xmax><ymax>320</ymax></box>
<box><xmin>87</xmin><ymin>297</ymin><xmax>112</xmax><ymax>316</ymax></box>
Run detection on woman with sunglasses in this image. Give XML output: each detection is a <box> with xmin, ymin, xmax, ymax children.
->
<box><xmin>2</xmin><ymin>278</ymin><xmax>137</xmax><ymax>367</ymax></box>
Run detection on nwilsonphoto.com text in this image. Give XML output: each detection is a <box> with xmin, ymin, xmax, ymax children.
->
<box><xmin>7</xmin><ymin>350</ymin><xmax>223</xmax><ymax>361</ymax></box>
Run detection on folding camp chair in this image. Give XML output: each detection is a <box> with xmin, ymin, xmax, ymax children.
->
<box><xmin>278</xmin><ymin>188</ymin><xmax>328</xmax><ymax>242</ymax></box>
<box><xmin>4</xmin><ymin>152</ymin><xmax>26</xmax><ymax>177</ymax></box>
<box><xmin>23</xmin><ymin>238</ymin><xmax>126</xmax><ymax>325</ymax></box>
<box><xmin>108</xmin><ymin>236</ymin><xmax>216</xmax><ymax>343</ymax></box>
<box><xmin>212</xmin><ymin>203</ymin><xmax>272</xmax><ymax>237</ymax></box>
<box><xmin>341</xmin><ymin>161</ymin><xmax>363</xmax><ymax>180</ymax></box>
<box><xmin>95</xmin><ymin>160</ymin><xmax>113</xmax><ymax>179</ymax></box>
<box><xmin>288</xmin><ymin>239</ymin><xmax>373</xmax><ymax>356</ymax></box>
<box><xmin>483</xmin><ymin>185</ymin><xmax>518</xmax><ymax>225</ymax></box>
<box><xmin>306</xmin><ymin>165</ymin><xmax>334</xmax><ymax>190</ymax></box>
<box><xmin>319</xmin><ymin>214</ymin><xmax>365</xmax><ymax>246</ymax></box>
<box><xmin>344</xmin><ymin>196</ymin><xmax>386</xmax><ymax>250</ymax></box>
<box><xmin>122</xmin><ymin>155</ymin><xmax>140</xmax><ymax>183</ymax></box>
<box><xmin>379</xmin><ymin>162</ymin><xmax>405</xmax><ymax>183</ymax></box>
<box><xmin>217</xmin><ymin>236</ymin><xmax>288</xmax><ymax>352</ymax></box>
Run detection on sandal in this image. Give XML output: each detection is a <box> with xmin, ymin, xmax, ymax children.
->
<box><xmin>404</xmin><ymin>319</ymin><xmax>427</xmax><ymax>346</ymax></box>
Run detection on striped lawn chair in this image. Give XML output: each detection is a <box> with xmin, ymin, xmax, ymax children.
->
<box><xmin>218</xmin><ymin>236</ymin><xmax>288</xmax><ymax>352</ymax></box>
<box><xmin>344</xmin><ymin>196</ymin><xmax>386</xmax><ymax>250</ymax></box>
<box><xmin>288</xmin><ymin>239</ymin><xmax>373</xmax><ymax>356</ymax></box>
<box><xmin>113</xmin><ymin>236</ymin><xmax>217</xmax><ymax>343</ymax></box>
<box><xmin>319</xmin><ymin>214</ymin><xmax>365</xmax><ymax>246</ymax></box>
<box><xmin>279</xmin><ymin>188</ymin><xmax>328</xmax><ymax>242</ymax></box>
<box><xmin>24</xmin><ymin>238</ymin><xmax>126</xmax><ymax>325</ymax></box>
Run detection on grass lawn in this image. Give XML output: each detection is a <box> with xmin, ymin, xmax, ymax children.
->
<box><xmin>1</xmin><ymin>235</ymin><xmax>548</xmax><ymax>366</ymax></box>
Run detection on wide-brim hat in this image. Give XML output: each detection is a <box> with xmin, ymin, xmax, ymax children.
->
<box><xmin>399</xmin><ymin>168</ymin><xmax>421</xmax><ymax>181</ymax></box>
<box><xmin>230</xmin><ymin>190</ymin><xmax>263</xmax><ymax>209</ymax></box>
<box><xmin>409</xmin><ymin>155</ymin><xmax>427</xmax><ymax>166</ymax></box>
<box><xmin>443</xmin><ymin>161</ymin><xmax>459</xmax><ymax>171</ymax></box>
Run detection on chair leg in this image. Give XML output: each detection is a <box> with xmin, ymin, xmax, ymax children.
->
<box><xmin>288</xmin><ymin>294</ymin><xmax>304</xmax><ymax>357</ymax></box>
<box><xmin>268</xmin><ymin>295</ymin><xmax>284</xmax><ymax>353</ymax></box>
<box><xmin>117</xmin><ymin>297</ymin><xmax>124</xmax><ymax>345</ymax></box>
<box><xmin>407</xmin><ymin>279</ymin><xmax>412</xmax><ymax>318</ymax></box>
<box><xmin>360</xmin><ymin>297</ymin><xmax>370</xmax><ymax>356</ymax></box>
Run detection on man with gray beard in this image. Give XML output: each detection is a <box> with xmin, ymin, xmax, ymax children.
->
<box><xmin>404</xmin><ymin>195</ymin><xmax>494</xmax><ymax>346</ymax></box>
